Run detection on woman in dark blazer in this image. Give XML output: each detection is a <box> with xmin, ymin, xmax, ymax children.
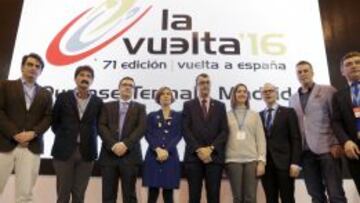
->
<box><xmin>143</xmin><ymin>86</ymin><xmax>182</xmax><ymax>203</ymax></box>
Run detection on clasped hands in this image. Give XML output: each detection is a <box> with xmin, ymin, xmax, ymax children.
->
<box><xmin>196</xmin><ymin>146</ymin><xmax>214</xmax><ymax>164</ymax></box>
<box><xmin>14</xmin><ymin>131</ymin><xmax>36</xmax><ymax>147</ymax></box>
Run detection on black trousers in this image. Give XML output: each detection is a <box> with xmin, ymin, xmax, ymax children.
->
<box><xmin>148</xmin><ymin>187</ymin><xmax>173</xmax><ymax>203</ymax></box>
<box><xmin>185</xmin><ymin>162</ymin><xmax>223</xmax><ymax>203</ymax></box>
<box><xmin>347</xmin><ymin>157</ymin><xmax>360</xmax><ymax>194</ymax></box>
<box><xmin>101</xmin><ymin>163</ymin><xmax>139</xmax><ymax>203</ymax></box>
<box><xmin>261</xmin><ymin>155</ymin><xmax>295</xmax><ymax>203</ymax></box>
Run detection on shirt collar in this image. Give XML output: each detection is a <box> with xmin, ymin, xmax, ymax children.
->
<box><xmin>119</xmin><ymin>98</ymin><xmax>132</xmax><ymax>104</ymax></box>
<box><xmin>198</xmin><ymin>96</ymin><xmax>210</xmax><ymax>103</ymax></box>
<box><xmin>74</xmin><ymin>88</ymin><xmax>91</xmax><ymax>99</ymax></box>
<box><xmin>21</xmin><ymin>77</ymin><xmax>36</xmax><ymax>87</ymax></box>
<box><xmin>298</xmin><ymin>83</ymin><xmax>315</xmax><ymax>95</ymax></box>
<box><xmin>265</xmin><ymin>103</ymin><xmax>279</xmax><ymax>112</ymax></box>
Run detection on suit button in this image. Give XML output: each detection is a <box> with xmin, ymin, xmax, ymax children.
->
<box><xmin>164</xmin><ymin>130</ymin><xmax>169</xmax><ymax>134</ymax></box>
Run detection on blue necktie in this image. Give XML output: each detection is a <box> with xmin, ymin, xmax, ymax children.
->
<box><xmin>265</xmin><ymin>108</ymin><xmax>273</xmax><ymax>136</ymax></box>
<box><xmin>119</xmin><ymin>102</ymin><xmax>129</xmax><ymax>139</ymax></box>
<box><xmin>351</xmin><ymin>82</ymin><xmax>360</xmax><ymax>106</ymax></box>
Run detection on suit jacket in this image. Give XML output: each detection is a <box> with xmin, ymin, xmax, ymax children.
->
<box><xmin>0</xmin><ymin>79</ymin><xmax>52</xmax><ymax>154</ymax></box>
<box><xmin>51</xmin><ymin>90</ymin><xmax>103</xmax><ymax>161</ymax></box>
<box><xmin>182</xmin><ymin>98</ymin><xmax>229</xmax><ymax>164</ymax></box>
<box><xmin>260</xmin><ymin>105</ymin><xmax>302</xmax><ymax>170</ymax></box>
<box><xmin>332</xmin><ymin>86</ymin><xmax>360</xmax><ymax>146</ymax></box>
<box><xmin>98</xmin><ymin>100</ymin><xmax>146</xmax><ymax>165</ymax></box>
<box><xmin>143</xmin><ymin>110</ymin><xmax>182</xmax><ymax>189</ymax></box>
<box><xmin>289</xmin><ymin>84</ymin><xmax>338</xmax><ymax>154</ymax></box>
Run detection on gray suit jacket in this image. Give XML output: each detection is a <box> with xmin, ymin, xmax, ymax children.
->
<box><xmin>289</xmin><ymin>84</ymin><xmax>338</xmax><ymax>154</ymax></box>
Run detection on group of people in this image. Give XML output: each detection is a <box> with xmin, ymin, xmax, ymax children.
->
<box><xmin>0</xmin><ymin>51</ymin><xmax>359</xmax><ymax>203</ymax></box>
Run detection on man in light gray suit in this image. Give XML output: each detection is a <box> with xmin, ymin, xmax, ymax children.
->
<box><xmin>289</xmin><ymin>61</ymin><xmax>347</xmax><ymax>203</ymax></box>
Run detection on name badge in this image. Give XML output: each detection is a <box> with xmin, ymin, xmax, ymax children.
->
<box><xmin>236</xmin><ymin>131</ymin><xmax>246</xmax><ymax>140</ymax></box>
<box><xmin>357</xmin><ymin>132</ymin><xmax>360</xmax><ymax>140</ymax></box>
<box><xmin>353</xmin><ymin>107</ymin><xmax>360</xmax><ymax>118</ymax></box>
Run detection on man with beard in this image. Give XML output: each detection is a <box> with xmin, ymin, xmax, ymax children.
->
<box><xmin>51</xmin><ymin>65</ymin><xmax>103</xmax><ymax>203</ymax></box>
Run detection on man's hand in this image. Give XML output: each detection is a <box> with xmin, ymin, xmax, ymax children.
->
<box><xmin>196</xmin><ymin>146</ymin><xmax>213</xmax><ymax>163</ymax></box>
<box><xmin>14</xmin><ymin>131</ymin><xmax>35</xmax><ymax>144</ymax></box>
<box><xmin>289</xmin><ymin>164</ymin><xmax>301</xmax><ymax>178</ymax></box>
<box><xmin>330</xmin><ymin>145</ymin><xmax>344</xmax><ymax>159</ymax></box>
<box><xmin>344</xmin><ymin>140</ymin><xmax>360</xmax><ymax>159</ymax></box>
<box><xmin>112</xmin><ymin>142</ymin><xmax>128</xmax><ymax>157</ymax></box>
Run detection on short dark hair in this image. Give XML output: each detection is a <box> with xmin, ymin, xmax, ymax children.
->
<box><xmin>341</xmin><ymin>51</ymin><xmax>360</xmax><ymax>67</ymax></box>
<box><xmin>155</xmin><ymin>86</ymin><xmax>175</xmax><ymax>105</ymax></box>
<box><xmin>296</xmin><ymin>60</ymin><xmax>313</xmax><ymax>70</ymax></box>
<box><xmin>74</xmin><ymin>65</ymin><xmax>94</xmax><ymax>79</ymax></box>
<box><xmin>230</xmin><ymin>83</ymin><xmax>250</xmax><ymax>109</ymax></box>
<box><xmin>21</xmin><ymin>53</ymin><xmax>44</xmax><ymax>70</ymax></box>
<box><xmin>118</xmin><ymin>76</ymin><xmax>135</xmax><ymax>88</ymax></box>
<box><xmin>195</xmin><ymin>73</ymin><xmax>210</xmax><ymax>85</ymax></box>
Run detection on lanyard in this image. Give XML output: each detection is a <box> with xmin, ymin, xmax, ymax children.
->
<box><xmin>232</xmin><ymin>110</ymin><xmax>247</xmax><ymax>130</ymax></box>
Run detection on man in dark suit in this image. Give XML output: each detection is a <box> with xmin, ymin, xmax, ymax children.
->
<box><xmin>98</xmin><ymin>76</ymin><xmax>146</xmax><ymax>203</ymax></box>
<box><xmin>182</xmin><ymin>73</ymin><xmax>229</xmax><ymax>203</ymax></box>
<box><xmin>259</xmin><ymin>83</ymin><xmax>302</xmax><ymax>203</ymax></box>
<box><xmin>51</xmin><ymin>65</ymin><xmax>103</xmax><ymax>203</ymax></box>
<box><xmin>0</xmin><ymin>53</ymin><xmax>52</xmax><ymax>202</ymax></box>
<box><xmin>332</xmin><ymin>51</ymin><xmax>360</xmax><ymax>193</ymax></box>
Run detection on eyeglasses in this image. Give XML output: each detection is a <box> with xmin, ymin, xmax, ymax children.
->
<box><xmin>261</xmin><ymin>89</ymin><xmax>275</xmax><ymax>94</ymax></box>
<box><xmin>121</xmin><ymin>83</ymin><xmax>134</xmax><ymax>88</ymax></box>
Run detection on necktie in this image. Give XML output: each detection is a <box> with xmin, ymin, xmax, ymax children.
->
<box><xmin>351</xmin><ymin>81</ymin><xmax>360</xmax><ymax>106</ymax></box>
<box><xmin>265</xmin><ymin>108</ymin><xmax>273</xmax><ymax>136</ymax></box>
<box><xmin>201</xmin><ymin>99</ymin><xmax>208</xmax><ymax>118</ymax></box>
<box><xmin>119</xmin><ymin>102</ymin><xmax>129</xmax><ymax>139</ymax></box>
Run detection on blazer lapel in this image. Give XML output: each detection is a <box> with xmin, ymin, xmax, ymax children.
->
<box><xmin>80</xmin><ymin>95</ymin><xmax>96</xmax><ymax>121</ymax></box>
<box><xmin>270</xmin><ymin>107</ymin><xmax>282</xmax><ymax>135</ymax></box>
<box><xmin>28</xmin><ymin>85</ymin><xmax>42</xmax><ymax>112</ymax></box>
<box><xmin>195</xmin><ymin>99</ymin><xmax>206</xmax><ymax>121</ymax></box>
<box><xmin>294</xmin><ymin>92</ymin><xmax>304</xmax><ymax>117</ymax></box>
<box><xmin>121</xmin><ymin>101</ymin><xmax>134</xmax><ymax>135</ymax></box>
<box><xmin>69</xmin><ymin>91</ymin><xmax>80</xmax><ymax>121</ymax></box>
<box><xmin>114</xmin><ymin>101</ymin><xmax>120</xmax><ymax>130</ymax></box>
<box><xmin>207</xmin><ymin>99</ymin><xmax>216</xmax><ymax>120</ymax></box>
<box><xmin>305</xmin><ymin>84</ymin><xmax>320</xmax><ymax>114</ymax></box>
<box><xmin>16</xmin><ymin>79</ymin><xmax>27</xmax><ymax>112</ymax></box>
<box><xmin>344</xmin><ymin>87</ymin><xmax>356</xmax><ymax>120</ymax></box>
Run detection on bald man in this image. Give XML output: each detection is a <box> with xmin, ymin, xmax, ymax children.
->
<box><xmin>260</xmin><ymin>83</ymin><xmax>302</xmax><ymax>203</ymax></box>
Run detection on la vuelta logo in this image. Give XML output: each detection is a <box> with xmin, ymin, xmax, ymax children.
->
<box><xmin>46</xmin><ymin>0</ymin><xmax>152</xmax><ymax>66</ymax></box>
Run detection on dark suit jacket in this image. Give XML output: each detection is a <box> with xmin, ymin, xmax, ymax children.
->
<box><xmin>51</xmin><ymin>90</ymin><xmax>103</xmax><ymax>161</ymax></box>
<box><xmin>182</xmin><ymin>98</ymin><xmax>229</xmax><ymax>164</ymax></box>
<box><xmin>332</xmin><ymin>87</ymin><xmax>360</xmax><ymax>146</ymax></box>
<box><xmin>98</xmin><ymin>100</ymin><xmax>146</xmax><ymax>165</ymax></box>
<box><xmin>0</xmin><ymin>79</ymin><xmax>52</xmax><ymax>154</ymax></box>
<box><xmin>260</xmin><ymin>106</ymin><xmax>302</xmax><ymax>170</ymax></box>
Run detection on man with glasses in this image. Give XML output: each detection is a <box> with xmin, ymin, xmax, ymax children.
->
<box><xmin>182</xmin><ymin>73</ymin><xmax>229</xmax><ymax>203</ymax></box>
<box><xmin>260</xmin><ymin>83</ymin><xmax>301</xmax><ymax>203</ymax></box>
<box><xmin>98</xmin><ymin>76</ymin><xmax>146</xmax><ymax>203</ymax></box>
